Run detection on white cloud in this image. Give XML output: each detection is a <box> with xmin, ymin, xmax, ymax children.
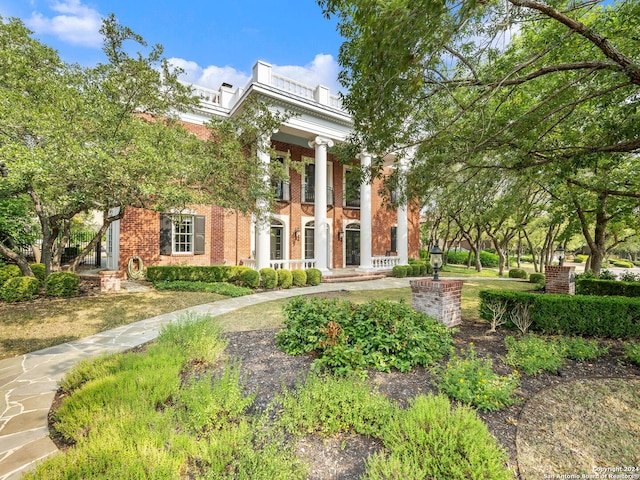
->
<box><xmin>273</xmin><ymin>54</ymin><xmax>342</xmax><ymax>94</ymax></box>
<box><xmin>26</xmin><ymin>0</ymin><xmax>103</xmax><ymax>48</ymax></box>
<box><xmin>168</xmin><ymin>58</ymin><xmax>251</xmax><ymax>91</ymax></box>
<box><xmin>170</xmin><ymin>54</ymin><xmax>343</xmax><ymax>95</ymax></box>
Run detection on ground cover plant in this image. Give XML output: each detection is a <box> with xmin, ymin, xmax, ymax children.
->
<box><xmin>435</xmin><ymin>345</ymin><xmax>520</xmax><ymax>411</ymax></box>
<box><xmin>36</xmin><ymin>316</ymin><xmax>515</xmax><ymax>479</ymax></box>
<box><xmin>29</xmin><ymin>314</ymin><xmax>307</xmax><ymax>479</ymax></box>
<box><xmin>504</xmin><ymin>335</ymin><xmax>610</xmax><ymax>375</ymax></box>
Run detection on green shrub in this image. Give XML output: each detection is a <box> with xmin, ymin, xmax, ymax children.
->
<box><xmin>291</xmin><ymin>269</ymin><xmax>307</xmax><ymax>287</ymax></box>
<box><xmin>559</xmin><ymin>337</ymin><xmax>610</xmax><ymax>361</ymax></box>
<box><xmin>575</xmin><ymin>254</ymin><xmax>589</xmax><ymax>263</ymax></box>
<box><xmin>276</xmin><ymin>297</ymin><xmax>454</xmax><ymax>376</ymax></box>
<box><xmin>259</xmin><ymin>268</ymin><xmax>277</xmax><ymax>289</ymax></box>
<box><xmin>410</xmin><ymin>264</ymin><xmax>422</xmax><ymax>276</ymax></box>
<box><xmin>152</xmin><ymin>281</ymin><xmax>252</xmax><ymax>297</ymax></box>
<box><xmin>504</xmin><ymin>335</ymin><xmax>565</xmax><ymax>375</ymax></box>
<box><xmin>239</xmin><ymin>269</ymin><xmax>260</xmax><ymax>289</ymax></box>
<box><xmin>576</xmin><ymin>278</ymin><xmax>640</xmax><ymax>297</ymax></box>
<box><xmin>529</xmin><ymin>273</ymin><xmax>545</xmax><ymax>284</ymax></box>
<box><xmin>446</xmin><ymin>250</ymin><xmax>469</xmax><ymax>265</ymax></box>
<box><xmin>611</xmin><ymin>259</ymin><xmax>634</xmax><ymax>268</ymax></box>
<box><xmin>145</xmin><ymin>265</ymin><xmax>244</xmax><ymax>283</ymax></box>
<box><xmin>0</xmin><ymin>264</ymin><xmax>21</xmax><ymax>287</ymax></box>
<box><xmin>598</xmin><ymin>269</ymin><xmax>617</xmax><ymax>280</ymax></box>
<box><xmin>30</xmin><ymin>263</ymin><xmax>46</xmax><ymax>284</ymax></box>
<box><xmin>436</xmin><ymin>346</ymin><xmax>520</xmax><ymax>411</ymax></box>
<box><xmin>276</xmin><ymin>373</ymin><xmax>395</xmax><ymax>438</ymax></box>
<box><xmin>305</xmin><ymin>268</ymin><xmax>322</xmax><ymax>286</ymax></box>
<box><xmin>277</xmin><ymin>269</ymin><xmax>293</xmax><ymax>289</ymax></box>
<box><xmin>366</xmin><ymin>394</ymin><xmax>513</xmax><ymax>480</ymax></box>
<box><xmin>1</xmin><ymin>276</ymin><xmax>41</xmax><ymax>302</ymax></box>
<box><xmin>479</xmin><ymin>289</ymin><xmax>640</xmax><ymax>338</ymax></box>
<box><xmin>45</xmin><ymin>272</ymin><xmax>80</xmax><ymax>297</ymax></box>
<box><xmin>479</xmin><ymin>251</ymin><xmax>500</xmax><ymax>268</ymax></box>
<box><xmin>508</xmin><ymin>268</ymin><xmax>528</xmax><ymax>279</ymax></box>
<box><xmin>624</xmin><ymin>342</ymin><xmax>640</xmax><ymax>366</ymax></box>
<box><xmin>391</xmin><ymin>265</ymin><xmax>407</xmax><ymax>278</ymax></box>
<box><xmin>619</xmin><ymin>272</ymin><xmax>639</xmax><ymax>283</ymax></box>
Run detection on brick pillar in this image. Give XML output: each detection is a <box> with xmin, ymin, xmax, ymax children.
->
<box><xmin>410</xmin><ymin>279</ymin><xmax>464</xmax><ymax>328</ymax></box>
<box><xmin>99</xmin><ymin>270</ymin><xmax>121</xmax><ymax>293</ymax></box>
<box><xmin>544</xmin><ymin>265</ymin><xmax>575</xmax><ymax>295</ymax></box>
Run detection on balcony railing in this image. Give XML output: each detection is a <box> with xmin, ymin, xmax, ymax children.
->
<box><xmin>344</xmin><ymin>195</ymin><xmax>360</xmax><ymax>208</ymax></box>
<box><xmin>240</xmin><ymin>258</ymin><xmax>316</xmax><ymax>271</ymax></box>
<box><xmin>303</xmin><ymin>184</ymin><xmax>334</xmax><ymax>206</ymax></box>
<box><xmin>372</xmin><ymin>255</ymin><xmax>401</xmax><ymax>270</ymax></box>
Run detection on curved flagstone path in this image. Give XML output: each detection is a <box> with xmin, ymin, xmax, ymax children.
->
<box><xmin>1</xmin><ymin>277</ymin><xmax>422</xmax><ymax>479</ymax></box>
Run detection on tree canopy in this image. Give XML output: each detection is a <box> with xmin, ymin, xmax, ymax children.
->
<box><xmin>0</xmin><ymin>15</ymin><xmax>284</xmax><ymax>275</ymax></box>
<box><xmin>321</xmin><ymin>0</ymin><xmax>640</xmax><ymax>273</ymax></box>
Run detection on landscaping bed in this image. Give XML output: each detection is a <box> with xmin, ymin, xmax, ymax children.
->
<box><xmin>218</xmin><ymin>321</ymin><xmax>639</xmax><ymax>479</ymax></box>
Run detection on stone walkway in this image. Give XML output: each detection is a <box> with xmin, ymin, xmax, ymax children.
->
<box><xmin>0</xmin><ymin>277</ymin><xmax>423</xmax><ymax>479</ymax></box>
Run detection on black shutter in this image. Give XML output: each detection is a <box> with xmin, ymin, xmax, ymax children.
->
<box><xmin>160</xmin><ymin>214</ymin><xmax>173</xmax><ymax>255</ymax></box>
<box><xmin>194</xmin><ymin>215</ymin><xmax>205</xmax><ymax>255</ymax></box>
<box><xmin>391</xmin><ymin>227</ymin><xmax>397</xmax><ymax>253</ymax></box>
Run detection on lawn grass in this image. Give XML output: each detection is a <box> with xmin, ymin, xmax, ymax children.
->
<box><xmin>0</xmin><ymin>291</ymin><xmax>227</xmax><ymax>359</ymax></box>
<box><xmin>0</xmin><ymin>279</ymin><xmax>533</xmax><ymax>359</ymax></box>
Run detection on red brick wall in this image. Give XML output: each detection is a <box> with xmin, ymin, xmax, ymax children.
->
<box><xmin>118</xmin><ymin>138</ymin><xmax>421</xmax><ymax>273</ymax></box>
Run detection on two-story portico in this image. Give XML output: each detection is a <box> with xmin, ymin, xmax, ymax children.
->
<box><xmin>107</xmin><ymin>61</ymin><xmax>420</xmax><ymax>277</ymax></box>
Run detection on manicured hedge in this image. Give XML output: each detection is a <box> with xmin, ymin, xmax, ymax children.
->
<box><xmin>0</xmin><ymin>264</ymin><xmax>21</xmax><ymax>287</ymax></box>
<box><xmin>479</xmin><ymin>290</ymin><xmax>640</xmax><ymax>338</ymax></box>
<box><xmin>30</xmin><ymin>263</ymin><xmax>46</xmax><ymax>284</ymax></box>
<box><xmin>145</xmin><ymin>265</ymin><xmax>251</xmax><ymax>283</ymax></box>
<box><xmin>259</xmin><ymin>268</ymin><xmax>277</xmax><ymax>289</ymax></box>
<box><xmin>240</xmin><ymin>269</ymin><xmax>260</xmax><ymax>288</ymax></box>
<box><xmin>392</xmin><ymin>265</ymin><xmax>408</xmax><ymax>278</ymax></box>
<box><xmin>306</xmin><ymin>268</ymin><xmax>322</xmax><ymax>286</ymax></box>
<box><xmin>291</xmin><ymin>269</ymin><xmax>307</xmax><ymax>287</ymax></box>
<box><xmin>446</xmin><ymin>251</ymin><xmax>499</xmax><ymax>268</ymax></box>
<box><xmin>529</xmin><ymin>273</ymin><xmax>545</xmax><ymax>284</ymax></box>
<box><xmin>152</xmin><ymin>281</ymin><xmax>252</xmax><ymax>297</ymax></box>
<box><xmin>508</xmin><ymin>268</ymin><xmax>528</xmax><ymax>279</ymax></box>
<box><xmin>1</xmin><ymin>276</ymin><xmax>40</xmax><ymax>302</ymax></box>
<box><xmin>277</xmin><ymin>270</ymin><xmax>293</xmax><ymax>289</ymax></box>
<box><xmin>576</xmin><ymin>278</ymin><xmax>640</xmax><ymax>297</ymax></box>
<box><xmin>45</xmin><ymin>272</ymin><xmax>80</xmax><ymax>297</ymax></box>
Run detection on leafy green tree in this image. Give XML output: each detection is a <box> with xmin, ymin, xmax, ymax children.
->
<box><xmin>0</xmin><ymin>16</ymin><xmax>285</xmax><ymax>275</ymax></box>
<box><xmin>320</xmin><ymin>0</ymin><xmax>640</xmax><ymax>274</ymax></box>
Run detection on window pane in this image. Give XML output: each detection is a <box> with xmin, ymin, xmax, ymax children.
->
<box><xmin>173</xmin><ymin>216</ymin><xmax>193</xmax><ymax>253</ymax></box>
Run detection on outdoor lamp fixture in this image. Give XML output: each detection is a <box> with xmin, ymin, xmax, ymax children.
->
<box><xmin>338</xmin><ymin>229</ymin><xmax>344</xmax><ymax>241</ymax></box>
<box><xmin>294</xmin><ymin>228</ymin><xmax>301</xmax><ymax>241</ymax></box>
<box><xmin>555</xmin><ymin>245</ymin><xmax>565</xmax><ymax>267</ymax></box>
<box><xmin>429</xmin><ymin>242</ymin><xmax>443</xmax><ymax>281</ymax></box>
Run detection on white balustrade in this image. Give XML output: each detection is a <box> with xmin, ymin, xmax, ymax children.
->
<box><xmin>271</xmin><ymin>73</ymin><xmax>315</xmax><ymax>100</ymax></box>
<box><xmin>372</xmin><ymin>255</ymin><xmax>401</xmax><ymax>270</ymax></box>
<box><xmin>240</xmin><ymin>258</ymin><xmax>316</xmax><ymax>271</ymax></box>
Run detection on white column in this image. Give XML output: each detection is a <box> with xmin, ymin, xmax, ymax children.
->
<box><xmin>357</xmin><ymin>152</ymin><xmax>374</xmax><ymax>271</ymax></box>
<box><xmin>398</xmin><ymin>157</ymin><xmax>410</xmax><ymax>265</ymax></box>
<box><xmin>309</xmin><ymin>136</ymin><xmax>334</xmax><ymax>274</ymax></box>
<box><xmin>255</xmin><ymin>139</ymin><xmax>271</xmax><ymax>270</ymax></box>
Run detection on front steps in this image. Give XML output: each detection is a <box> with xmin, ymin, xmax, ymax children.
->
<box><xmin>322</xmin><ymin>270</ymin><xmax>388</xmax><ymax>283</ymax></box>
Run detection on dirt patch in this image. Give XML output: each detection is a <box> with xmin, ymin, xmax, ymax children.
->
<box><xmin>220</xmin><ymin>324</ymin><xmax>640</xmax><ymax>479</ymax></box>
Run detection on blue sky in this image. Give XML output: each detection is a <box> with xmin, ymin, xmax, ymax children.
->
<box><xmin>0</xmin><ymin>0</ymin><xmax>344</xmax><ymax>92</ymax></box>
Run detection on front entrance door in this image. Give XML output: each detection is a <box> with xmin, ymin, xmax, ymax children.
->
<box><xmin>345</xmin><ymin>226</ymin><xmax>360</xmax><ymax>266</ymax></box>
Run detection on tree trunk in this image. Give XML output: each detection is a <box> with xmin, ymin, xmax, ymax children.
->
<box><xmin>573</xmin><ymin>191</ymin><xmax>608</xmax><ymax>275</ymax></box>
<box><xmin>0</xmin><ymin>243</ymin><xmax>34</xmax><ymax>276</ymax></box>
<box><xmin>69</xmin><ymin>208</ymin><xmax>125</xmax><ymax>271</ymax></box>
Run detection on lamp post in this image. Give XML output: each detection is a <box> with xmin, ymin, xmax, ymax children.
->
<box><xmin>555</xmin><ymin>245</ymin><xmax>565</xmax><ymax>267</ymax></box>
<box><xmin>429</xmin><ymin>242</ymin><xmax>443</xmax><ymax>281</ymax></box>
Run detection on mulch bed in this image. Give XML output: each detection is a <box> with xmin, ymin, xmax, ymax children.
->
<box><xmin>222</xmin><ymin>322</ymin><xmax>640</xmax><ymax>480</ymax></box>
